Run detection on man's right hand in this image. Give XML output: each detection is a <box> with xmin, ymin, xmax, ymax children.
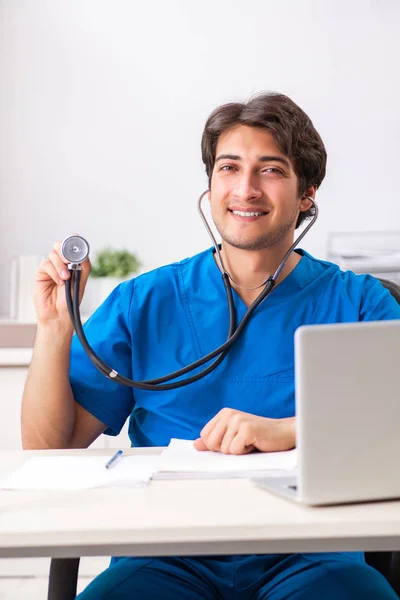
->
<box><xmin>23</xmin><ymin>237</ymin><xmax>107</xmax><ymax>451</ymax></box>
<box><xmin>34</xmin><ymin>237</ymin><xmax>91</xmax><ymax>326</ymax></box>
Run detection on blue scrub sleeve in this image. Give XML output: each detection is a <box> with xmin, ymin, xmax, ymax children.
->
<box><xmin>69</xmin><ymin>280</ymin><xmax>135</xmax><ymax>436</ymax></box>
<box><xmin>360</xmin><ymin>275</ymin><xmax>400</xmax><ymax>321</ymax></box>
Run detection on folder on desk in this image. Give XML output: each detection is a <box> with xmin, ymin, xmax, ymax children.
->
<box><xmin>154</xmin><ymin>439</ymin><xmax>298</xmax><ymax>480</ymax></box>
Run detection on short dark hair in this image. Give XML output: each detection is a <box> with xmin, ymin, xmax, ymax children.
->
<box><xmin>201</xmin><ymin>92</ymin><xmax>327</xmax><ymax>228</ymax></box>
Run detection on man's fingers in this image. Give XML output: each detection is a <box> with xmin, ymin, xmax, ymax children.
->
<box><xmin>36</xmin><ymin>259</ymin><xmax>61</xmax><ymax>285</ymax></box>
<box><xmin>48</xmin><ymin>248</ymin><xmax>69</xmax><ymax>275</ymax></box>
<box><xmin>202</xmin><ymin>419</ymin><xmax>228</xmax><ymax>451</ymax></box>
<box><xmin>199</xmin><ymin>412</ymin><xmax>221</xmax><ymax>439</ymax></box>
<box><xmin>81</xmin><ymin>256</ymin><xmax>91</xmax><ymax>274</ymax></box>
<box><xmin>193</xmin><ymin>438</ymin><xmax>208</xmax><ymax>451</ymax></box>
<box><xmin>229</xmin><ymin>432</ymin><xmax>255</xmax><ymax>455</ymax></box>
<box><xmin>195</xmin><ymin>430</ymin><xmax>255</xmax><ymax>454</ymax></box>
<box><xmin>219</xmin><ymin>422</ymin><xmax>239</xmax><ymax>454</ymax></box>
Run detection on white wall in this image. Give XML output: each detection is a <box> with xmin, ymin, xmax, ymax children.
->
<box><xmin>0</xmin><ymin>0</ymin><xmax>399</xmax><ymax>316</ymax></box>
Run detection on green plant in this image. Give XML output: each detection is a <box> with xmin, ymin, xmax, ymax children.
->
<box><xmin>90</xmin><ymin>248</ymin><xmax>141</xmax><ymax>278</ymax></box>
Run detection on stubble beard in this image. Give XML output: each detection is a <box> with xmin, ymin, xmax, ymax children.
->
<box><xmin>215</xmin><ymin>209</ymin><xmax>299</xmax><ymax>251</ymax></box>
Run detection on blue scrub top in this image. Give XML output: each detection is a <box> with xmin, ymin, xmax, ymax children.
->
<box><xmin>69</xmin><ymin>248</ymin><xmax>400</xmax><ymax>447</ymax></box>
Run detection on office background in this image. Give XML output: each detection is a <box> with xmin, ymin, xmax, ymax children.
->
<box><xmin>0</xmin><ymin>2</ymin><xmax>400</xmax><ymax>596</ymax></box>
<box><xmin>0</xmin><ymin>0</ymin><xmax>400</xmax><ymax>318</ymax></box>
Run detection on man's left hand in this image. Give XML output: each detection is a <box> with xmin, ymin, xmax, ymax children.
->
<box><xmin>194</xmin><ymin>408</ymin><xmax>296</xmax><ymax>454</ymax></box>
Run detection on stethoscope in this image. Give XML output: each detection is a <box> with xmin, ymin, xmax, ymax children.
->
<box><xmin>61</xmin><ymin>191</ymin><xmax>318</xmax><ymax>391</ymax></box>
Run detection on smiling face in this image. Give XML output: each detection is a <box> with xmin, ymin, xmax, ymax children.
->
<box><xmin>209</xmin><ymin>125</ymin><xmax>312</xmax><ymax>251</ymax></box>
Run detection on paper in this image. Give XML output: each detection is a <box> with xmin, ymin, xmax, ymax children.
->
<box><xmin>1</xmin><ymin>443</ymin><xmax>298</xmax><ymax>489</ymax></box>
<box><xmin>0</xmin><ymin>455</ymin><xmax>160</xmax><ymax>491</ymax></box>
<box><xmin>154</xmin><ymin>439</ymin><xmax>298</xmax><ymax>480</ymax></box>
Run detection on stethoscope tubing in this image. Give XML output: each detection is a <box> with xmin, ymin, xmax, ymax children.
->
<box><xmin>65</xmin><ymin>194</ymin><xmax>318</xmax><ymax>390</ymax></box>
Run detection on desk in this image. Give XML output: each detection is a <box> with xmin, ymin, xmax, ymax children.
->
<box><xmin>1</xmin><ymin>447</ymin><xmax>400</xmax><ymax>559</ymax></box>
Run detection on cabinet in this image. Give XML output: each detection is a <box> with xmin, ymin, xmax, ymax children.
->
<box><xmin>0</xmin><ymin>362</ymin><xmax>130</xmax><ymax>450</ymax></box>
<box><xmin>0</xmin><ymin>365</ymin><xmax>28</xmax><ymax>449</ymax></box>
<box><xmin>0</xmin><ymin>325</ymin><xmax>130</xmax><ymax>450</ymax></box>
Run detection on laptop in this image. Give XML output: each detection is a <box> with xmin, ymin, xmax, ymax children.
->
<box><xmin>253</xmin><ymin>319</ymin><xmax>400</xmax><ymax>506</ymax></box>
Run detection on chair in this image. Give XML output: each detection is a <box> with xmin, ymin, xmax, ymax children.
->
<box><xmin>47</xmin><ymin>558</ymin><xmax>80</xmax><ymax>600</ymax></box>
<box><xmin>46</xmin><ymin>276</ymin><xmax>400</xmax><ymax>600</ymax></box>
<box><xmin>378</xmin><ymin>278</ymin><xmax>400</xmax><ymax>304</ymax></box>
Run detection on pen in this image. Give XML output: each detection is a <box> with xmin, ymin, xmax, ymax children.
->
<box><xmin>105</xmin><ymin>449</ymin><xmax>123</xmax><ymax>469</ymax></box>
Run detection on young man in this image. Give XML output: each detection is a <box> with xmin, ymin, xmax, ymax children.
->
<box><xmin>22</xmin><ymin>92</ymin><xmax>400</xmax><ymax>599</ymax></box>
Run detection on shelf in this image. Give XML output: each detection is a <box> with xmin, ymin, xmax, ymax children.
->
<box><xmin>0</xmin><ymin>348</ymin><xmax>32</xmax><ymax>367</ymax></box>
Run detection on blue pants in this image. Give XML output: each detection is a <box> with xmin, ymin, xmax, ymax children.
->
<box><xmin>76</xmin><ymin>552</ymin><xmax>398</xmax><ymax>599</ymax></box>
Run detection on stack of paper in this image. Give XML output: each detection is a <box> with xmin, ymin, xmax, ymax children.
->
<box><xmin>154</xmin><ymin>439</ymin><xmax>298</xmax><ymax>480</ymax></box>
<box><xmin>1</xmin><ymin>442</ymin><xmax>298</xmax><ymax>490</ymax></box>
<box><xmin>0</xmin><ymin>455</ymin><xmax>160</xmax><ymax>491</ymax></box>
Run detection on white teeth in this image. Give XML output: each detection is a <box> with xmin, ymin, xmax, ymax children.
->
<box><xmin>231</xmin><ymin>210</ymin><xmax>264</xmax><ymax>217</ymax></box>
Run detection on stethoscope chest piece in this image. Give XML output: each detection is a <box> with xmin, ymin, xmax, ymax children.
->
<box><xmin>61</xmin><ymin>235</ymin><xmax>90</xmax><ymax>267</ymax></box>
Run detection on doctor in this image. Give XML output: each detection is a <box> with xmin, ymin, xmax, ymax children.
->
<box><xmin>22</xmin><ymin>92</ymin><xmax>400</xmax><ymax>599</ymax></box>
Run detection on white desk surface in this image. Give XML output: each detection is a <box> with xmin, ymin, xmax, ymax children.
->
<box><xmin>1</xmin><ymin>448</ymin><xmax>400</xmax><ymax>559</ymax></box>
